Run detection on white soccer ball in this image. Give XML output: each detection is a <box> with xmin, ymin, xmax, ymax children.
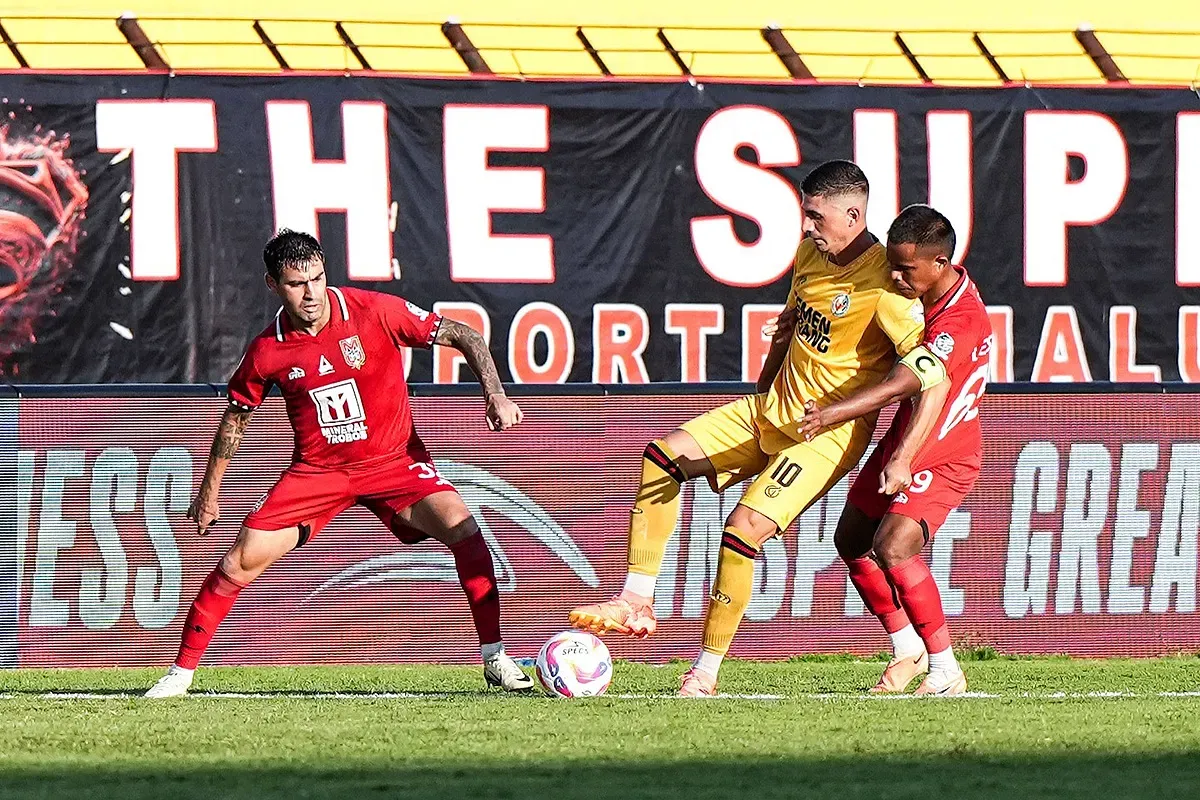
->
<box><xmin>535</xmin><ymin>630</ymin><xmax>613</xmax><ymax>698</ymax></box>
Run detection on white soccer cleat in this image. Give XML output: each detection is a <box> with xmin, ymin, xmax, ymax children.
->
<box><xmin>144</xmin><ymin>665</ymin><xmax>195</xmax><ymax>698</ymax></box>
<box><xmin>483</xmin><ymin>650</ymin><xmax>534</xmax><ymax>692</ymax></box>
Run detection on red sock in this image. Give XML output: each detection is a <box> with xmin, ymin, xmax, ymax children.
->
<box><xmin>846</xmin><ymin>556</ymin><xmax>910</xmax><ymax>633</ymax></box>
<box><xmin>450</xmin><ymin>533</ymin><xmax>502</xmax><ymax>646</ymax></box>
<box><xmin>175</xmin><ymin>566</ymin><xmax>248</xmax><ymax>669</ymax></box>
<box><xmin>884</xmin><ymin>555</ymin><xmax>951</xmax><ymax>653</ymax></box>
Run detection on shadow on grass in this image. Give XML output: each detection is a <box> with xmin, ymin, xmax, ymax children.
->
<box><xmin>1</xmin><ymin>753</ymin><xmax>1196</xmax><ymax>800</ymax></box>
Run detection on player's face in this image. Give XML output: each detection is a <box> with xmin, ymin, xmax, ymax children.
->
<box><xmin>887</xmin><ymin>242</ymin><xmax>949</xmax><ymax>299</ymax></box>
<box><xmin>267</xmin><ymin>258</ymin><xmax>328</xmax><ymax>325</ymax></box>
<box><xmin>801</xmin><ymin>192</ymin><xmax>862</xmax><ymax>254</ymax></box>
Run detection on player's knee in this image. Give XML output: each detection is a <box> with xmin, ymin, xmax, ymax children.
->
<box><xmin>725</xmin><ymin>505</ymin><xmax>778</xmax><ymax>546</ymax></box>
<box><xmin>438</xmin><ymin>514</ymin><xmax>480</xmax><ymax>546</ymax></box>
<box><xmin>872</xmin><ymin>518</ymin><xmax>924</xmax><ymax>568</ymax></box>
<box><xmin>645</xmin><ymin>438</ymin><xmax>689</xmax><ymax>484</ymax></box>
<box><xmin>219</xmin><ymin>547</ymin><xmax>261</xmax><ymax>585</ymax></box>
<box><xmin>833</xmin><ymin>504</ymin><xmax>876</xmax><ymax>561</ymax></box>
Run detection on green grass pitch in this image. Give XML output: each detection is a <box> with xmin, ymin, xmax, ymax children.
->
<box><xmin>3</xmin><ymin>656</ymin><xmax>1200</xmax><ymax>799</ymax></box>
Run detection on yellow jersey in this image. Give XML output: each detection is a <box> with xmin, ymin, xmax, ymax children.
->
<box><xmin>757</xmin><ymin>236</ymin><xmax>925</xmax><ymax>464</ymax></box>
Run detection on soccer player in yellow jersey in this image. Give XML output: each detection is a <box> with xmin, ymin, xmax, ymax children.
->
<box><xmin>569</xmin><ymin>160</ymin><xmax>925</xmax><ymax>696</ymax></box>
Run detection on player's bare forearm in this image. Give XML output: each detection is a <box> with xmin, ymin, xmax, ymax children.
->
<box><xmin>819</xmin><ymin>365</ymin><xmax>922</xmax><ymax>428</ymax></box>
<box><xmin>434</xmin><ymin>319</ymin><xmax>505</xmax><ymax>399</ymax></box>
<box><xmin>200</xmin><ymin>407</ymin><xmax>253</xmax><ymax>494</ymax></box>
<box><xmin>755</xmin><ymin>334</ymin><xmax>791</xmax><ymax>394</ymax></box>
<box><xmin>890</xmin><ymin>378</ymin><xmax>951</xmax><ymax>466</ymax></box>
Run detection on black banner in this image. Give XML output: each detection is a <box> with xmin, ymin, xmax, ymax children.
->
<box><xmin>2</xmin><ymin>74</ymin><xmax>1199</xmax><ymax>383</ymax></box>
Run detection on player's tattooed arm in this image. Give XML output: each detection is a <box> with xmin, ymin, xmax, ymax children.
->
<box><xmin>434</xmin><ymin>319</ymin><xmax>523</xmax><ymax>430</ymax></box>
<box><xmin>213</xmin><ymin>406</ymin><xmax>253</xmax><ymax>460</ymax></box>
<box><xmin>187</xmin><ymin>406</ymin><xmax>254</xmax><ymax>535</ymax></box>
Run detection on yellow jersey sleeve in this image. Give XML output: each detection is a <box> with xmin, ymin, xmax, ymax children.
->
<box><xmin>874</xmin><ymin>292</ymin><xmax>925</xmax><ymax>357</ymax></box>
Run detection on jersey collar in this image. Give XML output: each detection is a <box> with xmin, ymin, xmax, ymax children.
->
<box><xmin>926</xmin><ymin>266</ymin><xmax>970</xmax><ymax>322</ymax></box>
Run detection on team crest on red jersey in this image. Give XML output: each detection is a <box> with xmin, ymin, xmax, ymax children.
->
<box><xmin>339</xmin><ymin>336</ymin><xmax>367</xmax><ymax>370</ymax></box>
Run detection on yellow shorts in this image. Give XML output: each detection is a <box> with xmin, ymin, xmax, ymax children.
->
<box><xmin>678</xmin><ymin>395</ymin><xmax>866</xmax><ymax>532</ymax></box>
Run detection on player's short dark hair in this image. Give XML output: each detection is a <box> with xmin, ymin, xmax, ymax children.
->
<box><xmin>263</xmin><ymin>229</ymin><xmax>324</xmax><ymax>280</ymax></box>
<box><xmin>887</xmin><ymin>204</ymin><xmax>956</xmax><ymax>259</ymax></box>
<box><xmin>800</xmin><ymin>160</ymin><xmax>869</xmax><ymax>199</ymax></box>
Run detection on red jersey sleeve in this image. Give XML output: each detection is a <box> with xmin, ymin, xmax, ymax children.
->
<box><xmin>373</xmin><ymin>292</ymin><xmax>443</xmax><ymax>349</ymax></box>
<box><xmin>923</xmin><ymin>309</ymin><xmax>975</xmax><ymax>378</ymax></box>
<box><xmin>226</xmin><ymin>342</ymin><xmax>271</xmax><ymax>411</ymax></box>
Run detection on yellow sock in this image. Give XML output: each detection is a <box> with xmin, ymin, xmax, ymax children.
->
<box><xmin>626</xmin><ymin>440</ymin><xmax>686</xmax><ymax>580</ymax></box>
<box><xmin>701</xmin><ymin>526</ymin><xmax>761</xmax><ymax>656</ymax></box>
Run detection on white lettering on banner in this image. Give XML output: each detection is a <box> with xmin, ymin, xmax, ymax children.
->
<box><xmin>853</xmin><ymin>109</ymin><xmax>974</xmax><ymax>263</ymax></box>
<box><xmin>1004</xmin><ymin>442</ymin><xmax>1059</xmax><ymax>619</ymax></box>
<box><xmin>138</xmin><ymin>448</ymin><xmax>190</xmax><ymax>629</ymax></box>
<box><xmin>1108</xmin><ymin>443</ymin><xmax>1159</xmax><ymax>614</ymax></box>
<box><xmin>30</xmin><ymin>450</ymin><xmax>86</xmax><ymax>627</ymax></box>
<box><xmin>94</xmin><ymin>100</ymin><xmax>218</xmax><ymax>281</ymax></box>
<box><xmin>691</xmin><ymin>106</ymin><xmax>801</xmax><ymax>287</ymax></box>
<box><xmin>83</xmin><ymin>448</ymin><xmax>135</xmax><ymax>630</ymax></box>
<box><xmin>14</xmin><ymin>451</ymin><xmax>36</xmax><ymax>623</ymax></box>
<box><xmin>20</xmin><ymin>447</ymin><xmax>191</xmax><ymax>631</ymax></box>
<box><xmin>266</xmin><ymin>101</ymin><xmax>392</xmax><ymax>281</ymax></box>
<box><xmin>443</xmin><ymin>104</ymin><xmax>554</xmax><ymax>283</ymax></box>
<box><xmin>1024</xmin><ymin>111</ymin><xmax>1128</xmax><ymax>287</ymax></box>
<box><xmin>931</xmin><ymin>511</ymin><xmax>969</xmax><ymax>615</ymax></box>
<box><xmin>651</xmin><ymin>484</ymin><xmax>691</xmax><ymax>619</ymax></box>
<box><xmin>748</xmin><ymin>538</ymin><xmax>788</xmax><ymax>622</ymax></box>
<box><xmin>1149</xmin><ymin>444</ymin><xmax>1200</xmax><ymax>612</ymax></box>
<box><xmin>1178</xmin><ymin>113</ymin><xmax>1200</xmax><ymax>286</ymax></box>
<box><xmin>1054</xmin><ymin>444</ymin><xmax>1111</xmax><ymax>615</ymax></box>
<box><xmin>682</xmin><ymin>483</ymin><xmax>743</xmax><ymax>617</ymax></box>
<box><xmin>791</xmin><ymin>493</ymin><xmax>841</xmax><ymax>618</ymax></box>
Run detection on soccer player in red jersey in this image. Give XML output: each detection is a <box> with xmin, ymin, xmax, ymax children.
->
<box><xmin>145</xmin><ymin>229</ymin><xmax>533</xmax><ymax>697</ymax></box>
<box><xmin>800</xmin><ymin>205</ymin><xmax>991</xmax><ymax>696</ymax></box>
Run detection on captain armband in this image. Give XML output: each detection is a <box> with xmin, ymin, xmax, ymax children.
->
<box><xmin>899</xmin><ymin>345</ymin><xmax>949</xmax><ymax>391</ymax></box>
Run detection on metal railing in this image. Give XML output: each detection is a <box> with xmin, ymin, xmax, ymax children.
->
<box><xmin>0</xmin><ymin>14</ymin><xmax>1197</xmax><ymax>84</ymax></box>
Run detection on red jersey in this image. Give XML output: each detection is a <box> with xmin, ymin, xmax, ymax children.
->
<box><xmin>891</xmin><ymin>267</ymin><xmax>991</xmax><ymax>472</ymax></box>
<box><xmin>227</xmin><ymin>286</ymin><xmax>442</xmax><ymax>469</ymax></box>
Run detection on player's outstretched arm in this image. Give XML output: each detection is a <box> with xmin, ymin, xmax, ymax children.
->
<box><xmin>434</xmin><ymin>319</ymin><xmax>523</xmax><ymax>431</ymax></box>
<box><xmin>879</xmin><ymin>378</ymin><xmax>952</xmax><ymax>494</ymax></box>
<box><xmin>187</xmin><ymin>406</ymin><xmax>253</xmax><ymax>536</ymax></box>
<box><xmin>800</xmin><ymin>361</ymin><xmax>922</xmax><ymax>441</ymax></box>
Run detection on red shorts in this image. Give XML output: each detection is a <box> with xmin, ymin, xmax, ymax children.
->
<box><xmin>847</xmin><ymin>439</ymin><xmax>979</xmax><ymax>536</ymax></box>
<box><xmin>244</xmin><ymin>449</ymin><xmax>458</xmax><ymax>545</ymax></box>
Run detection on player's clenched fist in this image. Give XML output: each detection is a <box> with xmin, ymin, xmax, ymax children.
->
<box><xmin>486</xmin><ymin>394</ymin><xmax>523</xmax><ymax>431</ymax></box>
<box><xmin>187</xmin><ymin>494</ymin><xmax>220</xmax><ymax>536</ymax></box>
<box><xmin>879</xmin><ymin>457</ymin><xmax>913</xmax><ymax>496</ymax></box>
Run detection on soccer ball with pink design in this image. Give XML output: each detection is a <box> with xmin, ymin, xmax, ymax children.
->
<box><xmin>535</xmin><ymin>631</ymin><xmax>613</xmax><ymax>698</ymax></box>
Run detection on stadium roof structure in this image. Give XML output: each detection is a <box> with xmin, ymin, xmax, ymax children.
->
<box><xmin>0</xmin><ymin>2</ymin><xmax>1198</xmax><ymax>85</ymax></box>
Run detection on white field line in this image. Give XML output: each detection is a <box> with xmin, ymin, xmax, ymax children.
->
<box><xmin>1</xmin><ymin>690</ymin><xmax>1199</xmax><ymax>701</ymax></box>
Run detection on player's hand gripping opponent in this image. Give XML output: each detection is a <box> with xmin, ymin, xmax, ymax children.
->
<box><xmin>486</xmin><ymin>393</ymin><xmax>524</xmax><ymax>431</ymax></box>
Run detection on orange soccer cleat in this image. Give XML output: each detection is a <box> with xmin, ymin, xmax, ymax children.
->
<box><xmin>914</xmin><ymin>669</ymin><xmax>968</xmax><ymax>697</ymax></box>
<box><xmin>868</xmin><ymin>651</ymin><xmax>929</xmax><ymax>694</ymax></box>
<box><xmin>678</xmin><ymin>667</ymin><xmax>718</xmax><ymax>697</ymax></box>
<box><xmin>568</xmin><ymin>594</ymin><xmax>658</xmax><ymax>638</ymax></box>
